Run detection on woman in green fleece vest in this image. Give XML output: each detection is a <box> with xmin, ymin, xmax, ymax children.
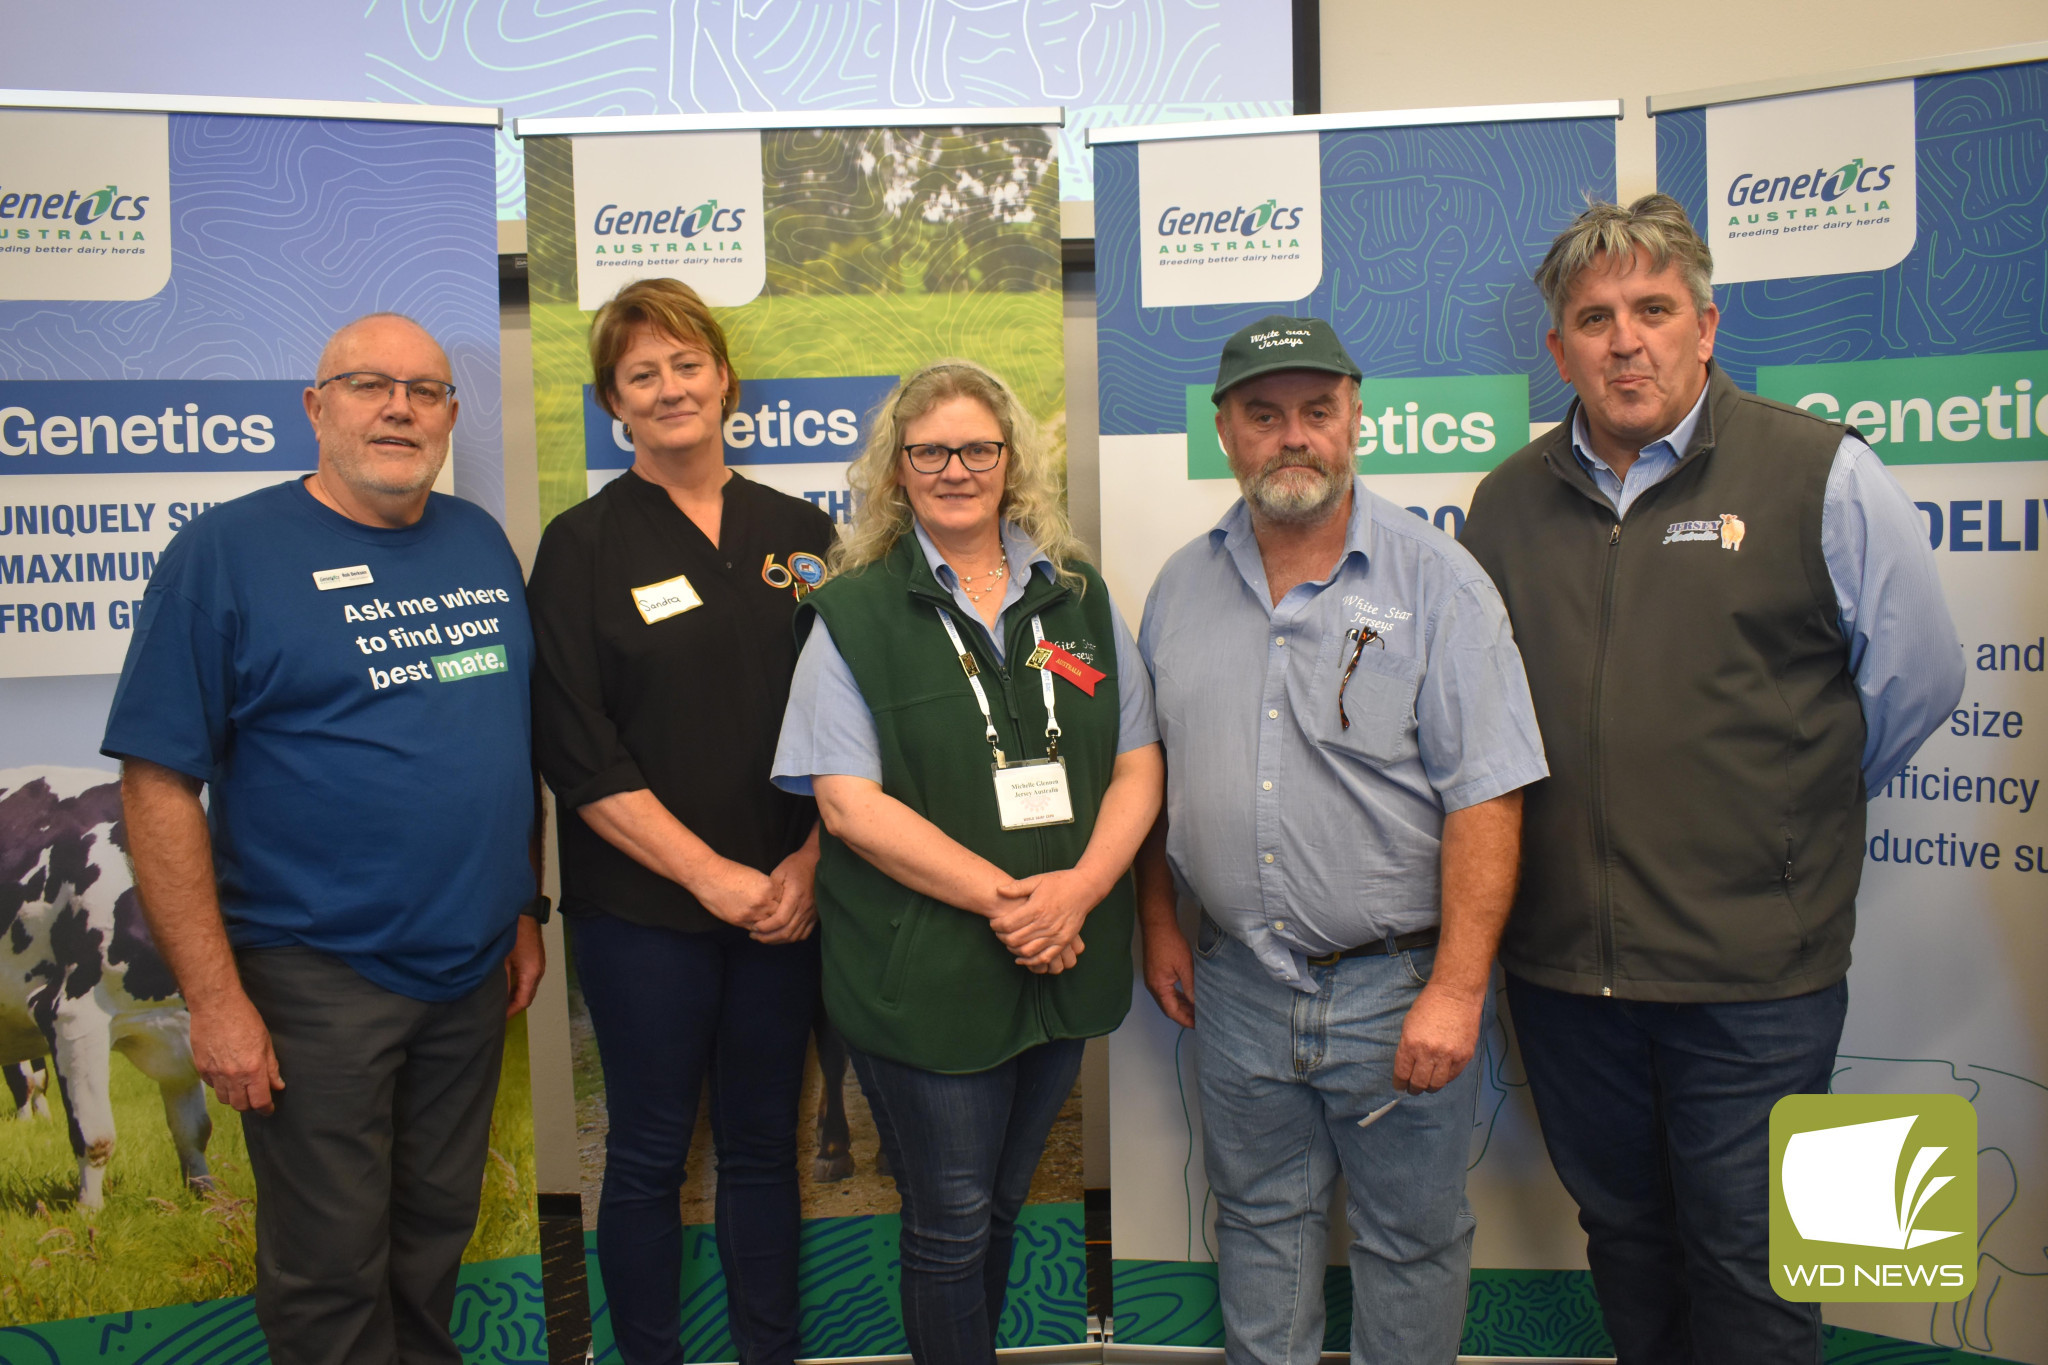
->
<box><xmin>772</xmin><ymin>359</ymin><xmax>1162</xmax><ymax>1363</ymax></box>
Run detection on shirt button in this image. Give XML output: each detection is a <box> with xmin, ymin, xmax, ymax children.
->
<box><xmin>1275</xmin><ymin>636</ymin><xmax>1286</xmax><ymax>646</ymax></box>
<box><xmin>1273</xmin><ymin>920</ymin><xmax>1287</xmax><ymax>931</ymax></box>
<box><xmin>1263</xmin><ymin>853</ymin><xmax>1275</xmax><ymax>864</ymax></box>
<box><xmin>1262</xmin><ymin>780</ymin><xmax>1273</xmax><ymax>790</ymax></box>
<box><xmin>1268</xmin><ymin>709</ymin><xmax>1279</xmax><ymax>719</ymax></box>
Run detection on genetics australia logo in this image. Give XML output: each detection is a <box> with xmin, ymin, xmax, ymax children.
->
<box><xmin>1725</xmin><ymin>156</ymin><xmax>1894</xmax><ymax>209</ymax></box>
<box><xmin>0</xmin><ymin>183</ymin><xmax>151</xmax><ymax>225</ymax></box>
<box><xmin>590</xmin><ymin>197</ymin><xmax>745</xmax><ymax>239</ymax></box>
<box><xmin>1154</xmin><ymin>197</ymin><xmax>1306</xmax><ymax>238</ymax></box>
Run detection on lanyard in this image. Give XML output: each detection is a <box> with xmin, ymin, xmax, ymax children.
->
<box><xmin>934</xmin><ymin>607</ymin><xmax>1062</xmax><ymax>767</ymax></box>
<box><xmin>1030</xmin><ymin>614</ymin><xmax>1062</xmax><ymax>760</ymax></box>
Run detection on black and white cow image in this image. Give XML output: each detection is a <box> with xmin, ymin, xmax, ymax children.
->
<box><xmin>1</xmin><ymin>767</ymin><xmax>212</xmax><ymax>1208</ymax></box>
<box><xmin>6</xmin><ymin>1059</ymin><xmax>52</xmax><ymax>1120</ymax></box>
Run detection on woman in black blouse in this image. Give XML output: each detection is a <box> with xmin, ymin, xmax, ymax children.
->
<box><xmin>527</xmin><ymin>277</ymin><xmax>833</xmax><ymax>1365</ymax></box>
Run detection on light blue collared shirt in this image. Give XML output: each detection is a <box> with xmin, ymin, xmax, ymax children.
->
<box><xmin>1570</xmin><ymin>384</ymin><xmax>1962</xmax><ymax>792</ymax></box>
<box><xmin>772</xmin><ymin>521</ymin><xmax>1158</xmax><ymax>794</ymax></box>
<box><xmin>1140</xmin><ymin>479</ymin><xmax>1549</xmax><ymax>992</ymax></box>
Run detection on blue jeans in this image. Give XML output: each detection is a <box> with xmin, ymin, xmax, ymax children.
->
<box><xmin>1505</xmin><ymin>974</ymin><xmax>1849</xmax><ymax>1365</ymax></box>
<box><xmin>570</xmin><ymin>913</ymin><xmax>820</xmax><ymax>1365</ymax></box>
<box><xmin>1194</xmin><ymin>919</ymin><xmax>1481</xmax><ymax>1365</ymax></box>
<box><xmin>850</xmin><ymin>1037</ymin><xmax>1084</xmax><ymax>1365</ymax></box>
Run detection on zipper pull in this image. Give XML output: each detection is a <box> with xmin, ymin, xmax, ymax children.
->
<box><xmin>1609</xmin><ymin>523</ymin><xmax>1621</xmax><ymax>545</ymax></box>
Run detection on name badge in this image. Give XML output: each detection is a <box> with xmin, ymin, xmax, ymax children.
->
<box><xmin>631</xmin><ymin>573</ymin><xmax>703</xmax><ymax>624</ymax></box>
<box><xmin>313</xmin><ymin>564</ymin><xmax>373</xmax><ymax>591</ymax></box>
<box><xmin>992</xmin><ymin>757</ymin><xmax>1075</xmax><ymax>830</ymax></box>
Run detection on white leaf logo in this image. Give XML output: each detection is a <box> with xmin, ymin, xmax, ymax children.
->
<box><xmin>1782</xmin><ymin>1115</ymin><xmax>1962</xmax><ymax>1250</ymax></box>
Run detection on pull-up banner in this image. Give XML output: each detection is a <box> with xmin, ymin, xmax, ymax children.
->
<box><xmin>0</xmin><ymin>91</ymin><xmax>544</xmax><ymax>1361</ymax></box>
<box><xmin>1091</xmin><ymin>102</ymin><xmax>1623</xmax><ymax>1356</ymax></box>
<box><xmin>519</xmin><ymin>109</ymin><xmax>1067</xmax><ymax>534</ymax></box>
<box><xmin>1656</xmin><ymin>50</ymin><xmax>2048</xmax><ymax>1364</ymax></box>
<box><xmin>517</xmin><ymin>109</ymin><xmax>1077</xmax><ymax>1360</ymax></box>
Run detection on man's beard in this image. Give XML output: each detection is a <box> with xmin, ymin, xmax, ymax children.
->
<box><xmin>330</xmin><ymin>442</ymin><xmax>446</xmax><ymax>498</ymax></box>
<box><xmin>1240</xmin><ymin>450</ymin><xmax>1349</xmax><ymax>524</ymax></box>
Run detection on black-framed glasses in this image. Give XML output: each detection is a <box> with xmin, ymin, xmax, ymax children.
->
<box><xmin>316</xmin><ymin>371</ymin><xmax>458</xmax><ymax>408</ymax></box>
<box><xmin>903</xmin><ymin>441</ymin><xmax>1005</xmax><ymax>474</ymax></box>
<box><xmin>1337</xmin><ymin>624</ymin><xmax>1383</xmax><ymax>731</ymax></box>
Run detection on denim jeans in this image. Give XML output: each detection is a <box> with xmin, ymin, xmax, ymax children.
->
<box><xmin>570</xmin><ymin>913</ymin><xmax>821</xmax><ymax>1365</ymax></box>
<box><xmin>1505</xmin><ymin>974</ymin><xmax>1849</xmax><ymax>1365</ymax></box>
<box><xmin>1193</xmin><ymin>919</ymin><xmax>1481</xmax><ymax>1365</ymax></box>
<box><xmin>850</xmin><ymin>1037</ymin><xmax>1085</xmax><ymax>1365</ymax></box>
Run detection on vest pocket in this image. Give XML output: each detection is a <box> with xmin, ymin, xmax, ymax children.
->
<box><xmin>879</xmin><ymin>902</ymin><xmax>929</xmax><ymax>1006</ymax></box>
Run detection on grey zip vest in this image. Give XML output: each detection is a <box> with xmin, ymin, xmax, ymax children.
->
<box><xmin>1461</xmin><ymin>364</ymin><xmax>1866</xmax><ymax>1002</ymax></box>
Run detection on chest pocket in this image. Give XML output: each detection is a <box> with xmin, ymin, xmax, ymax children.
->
<box><xmin>1310</xmin><ymin>631</ymin><xmax>1421</xmax><ymax>768</ymax></box>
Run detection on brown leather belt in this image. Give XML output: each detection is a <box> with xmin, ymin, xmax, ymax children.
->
<box><xmin>1305</xmin><ymin>927</ymin><xmax>1440</xmax><ymax>967</ymax></box>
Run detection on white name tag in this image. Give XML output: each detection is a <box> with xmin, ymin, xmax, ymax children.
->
<box><xmin>631</xmin><ymin>573</ymin><xmax>703</xmax><ymax>624</ymax></box>
<box><xmin>312</xmin><ymin>564</ymin><xmax>374</xmax><ymax>591</ymax></box>
<box><xmin>992</xmin><ymin>757</ymin><xmax>1075</xmax><ymax>830</ymax></box>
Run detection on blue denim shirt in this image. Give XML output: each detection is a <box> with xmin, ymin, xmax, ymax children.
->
<box><xmin>1570</xmin><ymin>385</ymin><xmax>1961</xmax><ymax>792</ymax></box>
<box><xmin>772</xmin><ymin>520</ymin><xmax>1158</xmax><ymax>794</ymax></box>
<box><xmin>1140</xmin><ymin>479</ymin><xmax>1548</xmax><ymax>991</ymax></box>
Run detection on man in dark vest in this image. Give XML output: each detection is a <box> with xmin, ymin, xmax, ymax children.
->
<box><xmin>1460</xmin><ymin>196</ymin><xmax>1962</xmax><ymax>1363</ymax></box>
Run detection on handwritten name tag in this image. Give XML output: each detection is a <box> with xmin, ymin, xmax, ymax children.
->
<box><xmin>631</xmin><ymin>573</ymin><xmax>703</xmax><ymax>625</ymax></box>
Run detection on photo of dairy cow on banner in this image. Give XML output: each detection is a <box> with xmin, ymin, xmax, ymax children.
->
<box><xmin>518</xmin><ymin>111</ymin><xmax>1076</xmax><ymax>1359</ymax></box>
<box><xmin>0</xmin><ymin>95</ymin><xmax>542</xmax><ymax>1361</ymax></box>
<box><xmin>1656</xmin><ymin>50</ymin><xmax>2048</xmax><ymax>1363</ymax></box>
<box><xmin>1089</xmin><ymin>103</ymin><xmax>1632</xmax><ymax>1356</ymax></box>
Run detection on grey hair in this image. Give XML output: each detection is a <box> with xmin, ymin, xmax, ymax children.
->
<box><xmin>1534</xmin><ymin>194</ymin><xmax>1714</xmax><ymax>328</ymax></box>
<box><xmin>832</xmin><ymin>359</ymin><xmax>1090</xmax><ymax>595</ymax></box>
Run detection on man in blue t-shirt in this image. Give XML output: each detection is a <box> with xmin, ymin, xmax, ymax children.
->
<box><xmin>103</xmin><ymin>313</ymin><xmax>545</xmax><ymax>1365</ymax></box>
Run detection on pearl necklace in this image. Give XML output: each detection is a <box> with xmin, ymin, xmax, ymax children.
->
<box><xmin>955</xmin><ymin>555</ymin><xmax>1008</xmax><ymax>603</ymax></box>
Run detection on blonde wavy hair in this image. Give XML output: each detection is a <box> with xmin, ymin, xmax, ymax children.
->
<box><xmin>832</xmin><ymin>359</ymin><xmax>1090</xmax><ymax>594</ymax></box>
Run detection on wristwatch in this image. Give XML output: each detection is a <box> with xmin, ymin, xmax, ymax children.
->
<box><xmin>521</xmin><ymin>894</ymin><xmax>553</xmax><ymax>925</ymax></box>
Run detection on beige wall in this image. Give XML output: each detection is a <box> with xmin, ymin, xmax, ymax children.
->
<box><xmin>1320</xmin><ymin>1</ymin><xmax>2048</xmax><ymax>201</ymax></box>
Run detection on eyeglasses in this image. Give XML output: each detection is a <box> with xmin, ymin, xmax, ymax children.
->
<box><xmin>903</xmin><ymin>441</ymin><xmax>1005</xmax><ymax>474</ymax></box>
<box><xmin>1336</xmin><ymin>624</ymin><xmax>1383</xmax><ymax>731</ymax></box>
<box><xmin>316</xmin><ymin>372</ymin><xmax>458</xmax><ymax>408</ymax></box>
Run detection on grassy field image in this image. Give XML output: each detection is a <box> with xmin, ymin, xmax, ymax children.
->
<box><xmin>525</xmin><ymin>124</ymin><xmax>1065</xmax><ymax>528</ymax></box>
<box><xmin>0</xmin><ymin>1012</ymin><xmax>537</xmax><ymax>1325</ymax></box>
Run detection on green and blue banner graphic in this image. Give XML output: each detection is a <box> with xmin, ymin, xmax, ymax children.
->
<box><xmin>1654</xmin><ymin>57</ymin><xmax>2048</xmax><ymax>1362</ymax></box>
<box><xmin>1091</xmin><ymin>110</ymin><xmax>1618</xmax><ymax>616</ymax></box>
<box><xmin>0</xmin><ymin>100</ymin><xmax>541</xmax><ymax>1361</ymax></box>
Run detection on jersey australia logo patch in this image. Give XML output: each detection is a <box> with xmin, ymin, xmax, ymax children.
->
<box><xmin>1662</xmin><ymin>513</ymin><xmax>1748</xmax><ymax>549</ymax></box>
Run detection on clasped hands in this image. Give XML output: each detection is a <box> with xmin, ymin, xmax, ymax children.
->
<box><xmin>696</xmin><ymin>845</ymin><xmax>819</xmax><ymax>942</ymax></box>
<box><xmin>987</xmin><ymin>868</ymin><xmax>1097</xmax><ymax>974</ymax></box>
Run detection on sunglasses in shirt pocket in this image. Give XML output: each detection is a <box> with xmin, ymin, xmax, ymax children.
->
<box><xmin>1312</xmin><ymin>635</ymin><xmax>1421</xmax><ymax>768</ymax></box>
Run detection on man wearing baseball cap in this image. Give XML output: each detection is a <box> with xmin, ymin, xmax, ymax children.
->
<box><xmin>1134</xmin><ymin>315</ymin><xmax>1547</xmax><ymax>1362</ymax></box>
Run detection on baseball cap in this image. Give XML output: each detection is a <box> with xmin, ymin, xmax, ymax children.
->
<box><xmin>1211</xmin><ymin>315</ymin><xmax>1363</xmax><ymax>404</ymax></box>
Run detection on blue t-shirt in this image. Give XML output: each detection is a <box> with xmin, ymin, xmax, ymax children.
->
<box><xmin>102</xmin><ymin>478</ymin><xmax>536</xmax><ymax>1001</ymax></box>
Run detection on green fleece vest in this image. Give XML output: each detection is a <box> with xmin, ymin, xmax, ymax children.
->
<box><xmin>802</xmin><ymin>536</ymin><xmax>1134</xmax><ymax>1073</ymax></box>
<box><xmin>1461</xmin><ymin>364</ymin><xmax>1865</xmax><ymax>1002</ymax></box>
